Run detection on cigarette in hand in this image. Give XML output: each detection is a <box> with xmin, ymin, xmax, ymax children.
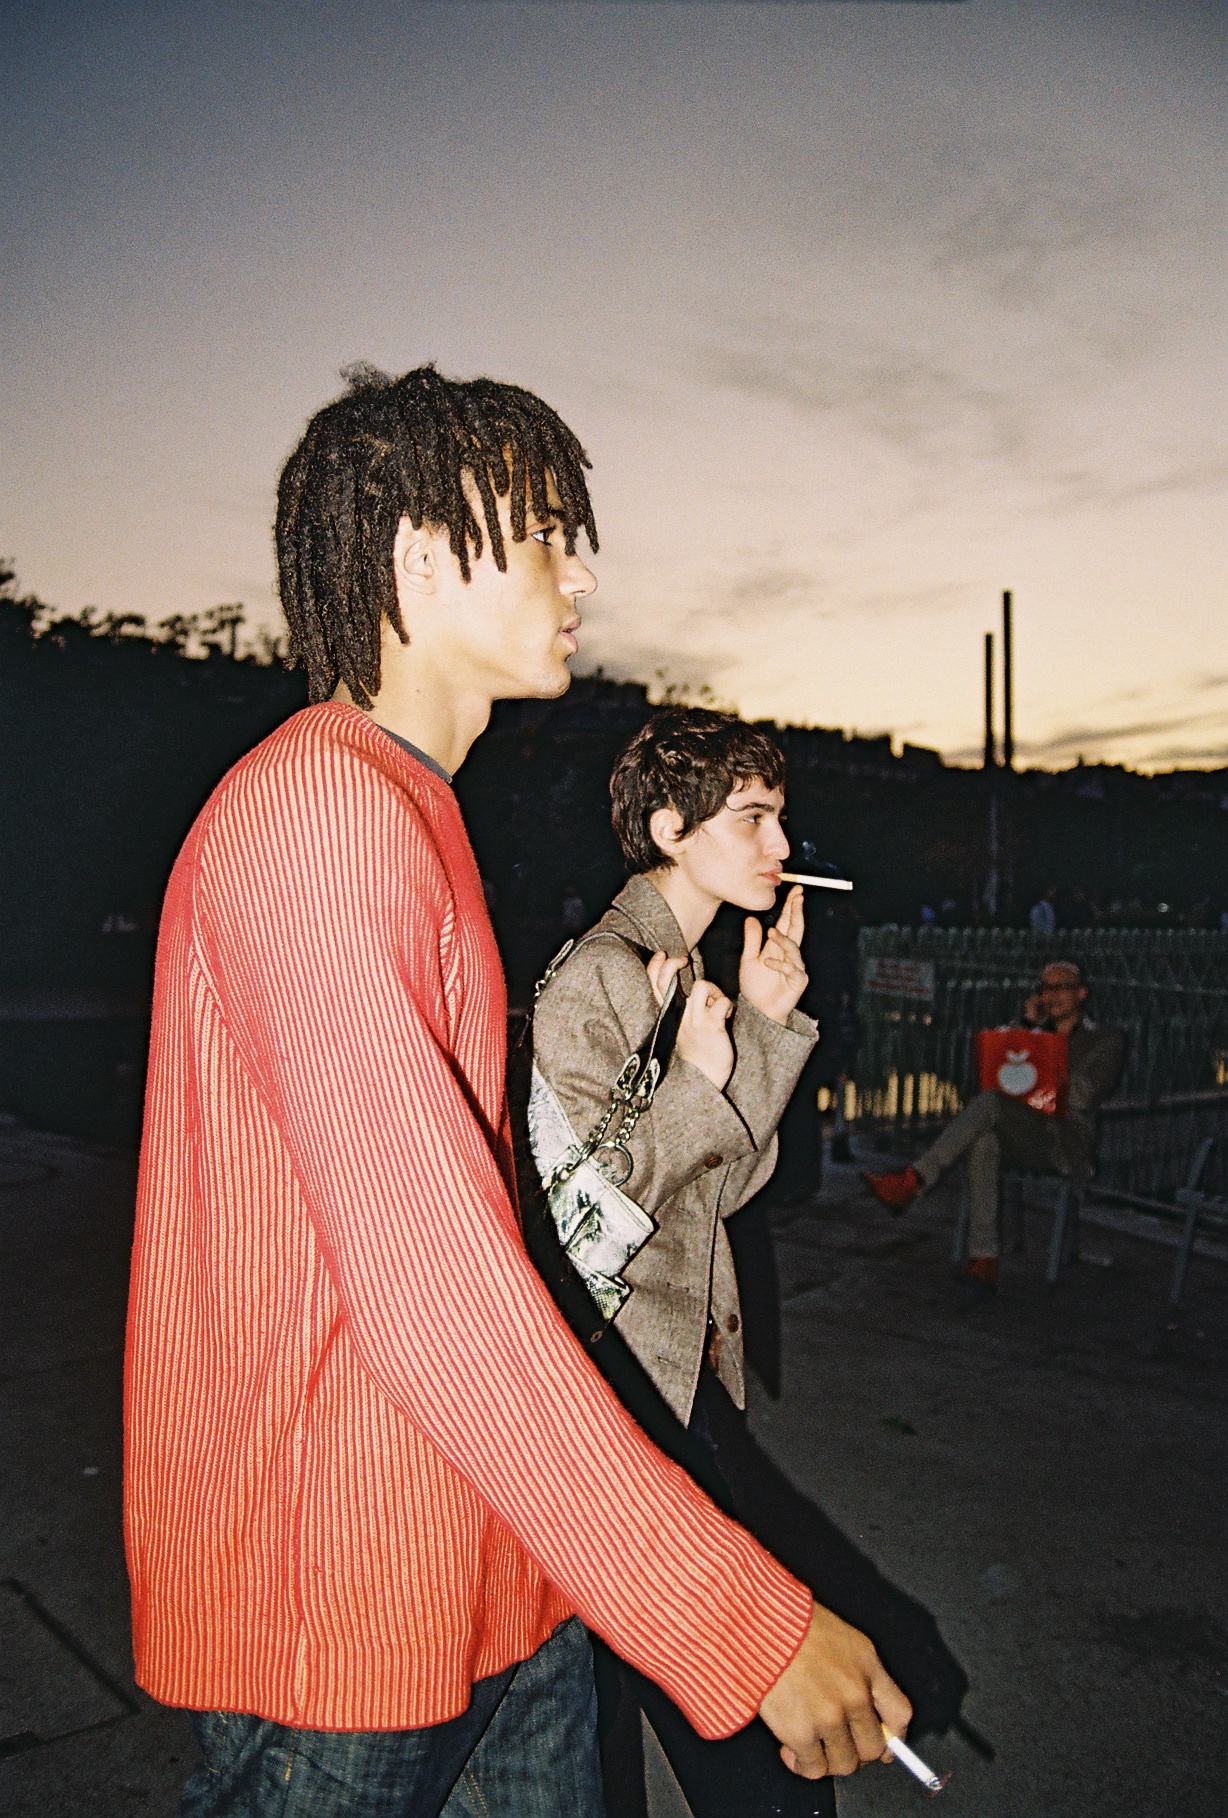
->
<box><xmin>882</xmin><ymin>1728</ymin><xmax>951</xmax><ymax>1795</ymax></box>
<box><xmin>778</xmin><ymin>872</ymin><xmax>854</xmax><ymax>892</ymax></box>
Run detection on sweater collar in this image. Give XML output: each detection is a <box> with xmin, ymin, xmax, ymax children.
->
<box><xmin>374</xmin><ymin>723</ymin><xmax>454</xmax><ymax>787</ymax></box>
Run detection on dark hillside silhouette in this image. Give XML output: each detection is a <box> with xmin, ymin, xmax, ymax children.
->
<box><xmin>2</xmin><ymin>569</ymin><xmax>1225</xmax><ymax>1140</ymax></box>
<box><xmin>0</xmin><ymin>583</ymin><xmax>307</xmax><ymax>1006</ymax></box>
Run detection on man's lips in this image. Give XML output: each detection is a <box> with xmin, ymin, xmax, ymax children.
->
<box><xmin>559</xmin><ymin>620</ymin><xmax>580</xmax><ymax>654</ymax></box>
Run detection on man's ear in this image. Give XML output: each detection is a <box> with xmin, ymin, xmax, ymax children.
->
<box><xmin>391</xmin><ymin>515</ymin><xmax>440</xmax><ymax>603</ymax></box>
<box><xmin>648</xmin><ymin>805</ymin><xmax>687</xmax><ymax>859</ymax></box>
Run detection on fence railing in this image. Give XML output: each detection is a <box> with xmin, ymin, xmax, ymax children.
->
<box><xmin>851</xmin><ymin>927</ymin><xmax>1228</xmax><ymax>1209</ymax></box>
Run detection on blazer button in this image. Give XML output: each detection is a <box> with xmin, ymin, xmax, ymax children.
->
<box><xmin>725</xmin><ymin>1314</ymin><xmax>740</xmax><ymax>1334</ymax></box>
<box><xmin>703</xmin><ymin>1152</ymin><xmax>724</xmax><ymax>1169</ymax></box>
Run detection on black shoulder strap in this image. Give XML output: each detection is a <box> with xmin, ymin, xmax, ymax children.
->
<box><xmin>617</xmin><ymin>937</ymin><xmax>684</xmax><ymax>1080</ymax></box>
<box><xmin>533</xmin><ymin>926</ymin><xmax>687</xmax><ymax>1079</ymax></box>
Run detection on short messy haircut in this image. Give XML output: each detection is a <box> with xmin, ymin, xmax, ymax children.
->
<box><xmin>610</xmin><ymin>707</ymin><xmax>787</xmax><ymax>874</ymax></box>
<box><xmin>276</xmin><ymin>362</ymin><xmax>598</xmax><ymax>706</ymax></box>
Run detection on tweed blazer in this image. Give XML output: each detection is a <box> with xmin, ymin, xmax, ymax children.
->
<box><xmin>532</xmin><ymin>875</ymin><xmax>817</xmax><ymax>1424</ymax></box>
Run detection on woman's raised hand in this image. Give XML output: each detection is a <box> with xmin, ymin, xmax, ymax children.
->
<box><xmin>740</xmin><ymin>884</ymin><xmax>809</xmax><ymax>1025</ymax></box>
<box><xmin>646</xmin><ymin>951</ymin><xmax>733</xmax><ymax>1091</ymax></box>
<box><xmin>675</xmin><ymin>979</ymin><xmax>735</xmax><ymax>1092</ymax></box>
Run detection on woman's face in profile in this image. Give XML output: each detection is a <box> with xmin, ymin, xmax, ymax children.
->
<box><xmin>669</xmin><ymin>779</ymin><xmax>790</xmax><ymax>914</ymax></box>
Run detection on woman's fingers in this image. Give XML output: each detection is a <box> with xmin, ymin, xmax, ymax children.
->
<box><xmin>776</xmin><ymin>884</ymin><xmax>805</xmax><ymax>945</ymax></box>
<box><xmin>646</xmin><ymin>950</ymin><xmax>684</xmax><ymax>1007</ymax></box>
<box><xmin>692</xmin><ymin>981</ymin><xmax>732</xmax><ymax>1018</ymax></box>
<box><xmin>763</xmin><ymin>928</ymin><xmax>806</xmax><ymax>975</ymax></box>
<box><xmin>645</xmin><ymin>951</ymin><xmax>667</xmax><ymax>1004</ymax></box>
<box><xmin>766</xmin><ymin>928</ymin><xmax>803</xmax><ymax>964</ymax></box>
<box><xmin>683</xmin><ymin>981</ymin><xmax>733</xmax><ymax>1024</ymax></box>
<box><xmin>676</xmin><ymin>978</ymin><xmax>736</xmax><ymax>1090</ymax></box>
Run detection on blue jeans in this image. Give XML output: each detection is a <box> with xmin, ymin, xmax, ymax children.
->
<box><xmin>178</xmin><ymin>1617</ymin><xmax>604</xmax><ymax>1817</ymax></box>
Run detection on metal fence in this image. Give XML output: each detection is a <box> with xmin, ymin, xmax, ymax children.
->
<box><xmin>851</xmin><ymin>927</ymin><xmax>1228</xmax><ymax>1210</ymax></box>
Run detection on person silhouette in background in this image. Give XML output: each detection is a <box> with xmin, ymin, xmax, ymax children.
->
<box><xmin>1029</xmin><ymin>886</ymin><xmax>1058</xmax><ymax>936</ymax></box>
<box><xmin>560</xmin><ymin>883</ymin><xmax>587</xmax><ymax>935</ymax></box>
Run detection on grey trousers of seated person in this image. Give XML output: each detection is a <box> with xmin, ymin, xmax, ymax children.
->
<box><xmin>915</xmin><ymin>1091</ymin><xmax>1083</xmax><ymax>1259</ymax></box>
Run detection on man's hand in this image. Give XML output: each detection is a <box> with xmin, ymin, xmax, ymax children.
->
<box><xmin>647</xmin><ymin>952</ymin><xmax>734</xmax><ymax>1092</ymax></box>
<box><xmin>739</xmin><ymin>885</ymin><xmax>808</xmax><ymax>1025</ymax></box>
<box><xmin>759</xmin><ymin>1601</ymin><xmax>912</xmax><ymax>1780</ymax></box>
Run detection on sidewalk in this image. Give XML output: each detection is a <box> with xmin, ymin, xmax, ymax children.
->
<box><xmin>2</xmin><ymin>1124</ymin><xmax>1226</xmax><ymax>1816</ymax></box>
<box><xmin>761</xmin><ymin>1147</ymin><xmax>1228</xmax><ymax>1817</ymax></box>
<box><xmin>0</xmin><ymin>1126</ymin><xmax>185</xmax><ymax>1813</ymax></box>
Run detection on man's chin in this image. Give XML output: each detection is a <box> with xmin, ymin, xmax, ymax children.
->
<box><xmin>502</xmin><ymin>661</ymin><xmax>573</xmax><ymax>703</ymax></box>
<box><xmin>541</xmin><ymin>657</ymin><xmax>574</xmax><ymax>699</ymax></box>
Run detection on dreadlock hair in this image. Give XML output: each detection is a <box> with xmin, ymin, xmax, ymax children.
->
<box><xmin>610</xmin><ymin>707</ymin><xmax>787</xmax><ymax>875</ymax></box>
<box><xmin>275</xmin><ymin>362</ymin><xmax>599</xmax><ymax>706</ymax></box>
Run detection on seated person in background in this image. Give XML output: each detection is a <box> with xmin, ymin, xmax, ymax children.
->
<box><xmin>862</xmin><ymin>961</ymin><xmax>1124</xmax><ymax>1289</ymax></box>
<box><xmin>534</xmin><ymin>708</ymin><xmax>907</xmax><ymax>1817</ymax></box>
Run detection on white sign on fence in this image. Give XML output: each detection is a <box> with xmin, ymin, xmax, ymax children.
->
<box><xmin>861</xmin><ymin>957</ymin><xmax>937</xmax><ymax>1002</ymax></box>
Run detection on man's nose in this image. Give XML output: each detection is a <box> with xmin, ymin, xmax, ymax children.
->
<box><xmin>768</xmin><ymin>822</ymin><xmax>790</xmax><ymax>860</ymax></box>
<box><xmin>563</xmin><ymin>553</ymin><xmax>597</xmax><ymax>598</ymax></box>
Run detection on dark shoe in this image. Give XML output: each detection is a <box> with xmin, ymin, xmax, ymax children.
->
<box><xmin>959</xmin><ymin>1256</ymin><xmax>999</xmax><ymax>1290</ymax></box>
<box><xmin>861</xmin><ymin>1165</ymin><xmax>922</xmax><ymax>1214</ymax></box>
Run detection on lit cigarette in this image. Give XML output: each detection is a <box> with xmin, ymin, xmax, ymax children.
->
<box><xmin>778</xmin><ymin>872</ymin><xmax>854</xmax><ymax>891</ymax></box>
<box><xmin>882</xmin><ymin>1729</ymin><xmax>951</xmax><ymax>1795</ymax></box>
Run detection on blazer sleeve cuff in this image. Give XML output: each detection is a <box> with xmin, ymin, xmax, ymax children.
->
<box><xmin>650</xmin><ymin>1058</ymin><xmax>758</xmax><ymax>1179</ymax></box>
<box><xmin>733</xmin><ymin>996</ymin><xmax>819</xmax><ymax>1053</ymax></box>
<box><xmin>725</xmin><ymin>998</ymin><xmax>818</xmax><ymax>1138</ymax></box>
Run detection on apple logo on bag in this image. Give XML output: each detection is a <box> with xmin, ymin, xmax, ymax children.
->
<box><xmin>996</xmin><ymin>1050</ymin><xmax>1038</xmax><ymax>1097</ymax></box>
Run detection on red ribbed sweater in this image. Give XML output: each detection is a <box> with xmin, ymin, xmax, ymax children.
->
<box><xmin>124</xmin><ymin>703</ymin><xmax>810</xmax><ymax>1736</ymax></box>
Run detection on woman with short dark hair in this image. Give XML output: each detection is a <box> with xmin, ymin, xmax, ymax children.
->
<box><xmin>532</xmin><ymin>706</ymin><xmax>849</xmax><ymax>1818</ymax></box>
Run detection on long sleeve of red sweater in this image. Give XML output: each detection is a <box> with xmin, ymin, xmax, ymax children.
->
<box><xmin>124</xmin><ymin>705</ymin><xmax>811</xmax><ymax>1737</ymax></box>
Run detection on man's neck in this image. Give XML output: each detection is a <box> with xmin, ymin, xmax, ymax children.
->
<box><xmin>642</xmin><ymin>867</ymin><xmax>721</xmax><ymax>952</ymax></box>
<box><xmin>333</xmin><ymin>664</ymin><xmax>493</xmax><ymax>778</ymax></box>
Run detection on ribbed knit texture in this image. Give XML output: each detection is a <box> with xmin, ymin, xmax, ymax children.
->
<box><xmin>123</xmin><ymin>703</ymin><xmax>811</xmax><ymax>1737</ymax></box>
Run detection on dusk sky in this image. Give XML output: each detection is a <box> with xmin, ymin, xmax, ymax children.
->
<box><xmin>3</xmin><ymin>0</ymin><xmax>1224</xmax><ymax>768</ymax></box>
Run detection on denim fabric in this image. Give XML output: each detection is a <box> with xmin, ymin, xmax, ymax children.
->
<box><xmin>178</xmin><ymin>1617</ymin><xmax>604</xmax><ymax>1818</ymax></box>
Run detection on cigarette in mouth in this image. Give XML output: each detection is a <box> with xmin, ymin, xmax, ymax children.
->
<box><xmin>882</xmin><ymin>1729</ymin><xmax>951</xmax><ymax>1795</ymax></box>
<box><xmin>778</xmin><ymin>872</ymin><xmax>854</xmax><ymax>892</ymax></box>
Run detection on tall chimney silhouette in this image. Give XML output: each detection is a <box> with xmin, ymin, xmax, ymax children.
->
<box><xmin>983</xmin><ymin>632</ymin><xmax>995</xmax><ymax>769</ymax></box>
<box><xmin>1002</xmin><ymin>590</ymin><xmax>1015</xmax><ymax>770</ymax></box>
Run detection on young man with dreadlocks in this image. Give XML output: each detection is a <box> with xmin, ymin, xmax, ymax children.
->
<box><xmin>124</xmin><ymin>364</ymin><xmax>910</xmax><ymax>1818</ymax></box>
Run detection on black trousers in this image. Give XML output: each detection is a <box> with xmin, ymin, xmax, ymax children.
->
<box><xmin>766</xmin><ymin>1047</ymin><xmax>826</xmax><ymax>1205</ymax></box>
<box><xmin>595</xmin><ymin>1368</ymin><xmax>836</xmax><ymax>1818</ymax></box>
<box><xmin>597</xmin><ymin>1371</ymin><xmax>968</xmax><ymax>1818</ymax></box>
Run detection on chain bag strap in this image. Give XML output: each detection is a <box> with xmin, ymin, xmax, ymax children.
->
<box><xmin>537</xmin><ymin>937</ymin><xmax>680</xmax><ymax>1193</ymax></box>
<box><xmin>525</xmin><ymin>932</ymin><xmax>683</xmax><ymax>1326</ymax></box>
<box><xmin>517</xmin><ymin>938</ymin><xmax>733</xmax><ymax>1506</ymax></box>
